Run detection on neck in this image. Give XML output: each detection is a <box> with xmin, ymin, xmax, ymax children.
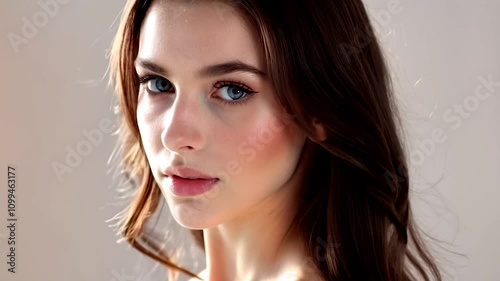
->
<box><xmin>202</xmin><ymin>183</ymin><xmax>306</xmax><ymax>281</ymax></box>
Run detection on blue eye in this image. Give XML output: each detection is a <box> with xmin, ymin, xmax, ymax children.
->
<box><xmin>137</xmin><ymin>75</ymin><xmax>172</xmax><ymax>93</ymax></box>
<box><xmin>213</xmin><ymin>80</ymin><xmax>257</xmax><ymax>106</ymax></box>
<box><xmin>220</xmin><ymin>85</ymin><xmax>246</xmax><ymax>100</ymax></box>
<box><xmin>137</xmin><ymin>75</ymin><xmax>257</xmax><ymax>106</ymax></box>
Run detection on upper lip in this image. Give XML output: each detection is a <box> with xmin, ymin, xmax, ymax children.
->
<box><xmin>163</xmin><ymin>166</ymin><xmax>218</xmax><ymax>180</ymax></box>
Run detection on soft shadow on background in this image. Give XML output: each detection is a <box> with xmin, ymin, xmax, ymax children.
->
<box><xmin>1</xmin><ymin>0</ymin><xmax>499</xmax><ymax>280</ymax></box>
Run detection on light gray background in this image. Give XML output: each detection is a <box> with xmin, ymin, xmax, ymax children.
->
<box><xmin>1</xmin><ymin>0</ymin><xmax>499</xmax><ymax>280</ymax></box>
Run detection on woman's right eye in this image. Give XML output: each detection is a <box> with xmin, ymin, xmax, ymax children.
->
<box><xmin>138</xmin><ymin>75</ymin><xmax>173</xmax><ymax>93</ymax></box>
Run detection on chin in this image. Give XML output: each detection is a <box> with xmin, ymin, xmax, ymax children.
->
<box><xmin>166</xmin><ymin>196</ymin><xmax>225</xmax><ymax>230</ymax></box>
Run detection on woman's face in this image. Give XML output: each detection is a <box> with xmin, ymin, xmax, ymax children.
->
<box><xmin>135</xmin><ymin>0</ymin><xmax>307</xmax><ymax>229</ymax></box>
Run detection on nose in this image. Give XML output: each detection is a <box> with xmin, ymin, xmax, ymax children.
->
<box><xmin>161</xmin><ymin>91</ymin><xmax>205</xmax><ymax>152</ymax></box>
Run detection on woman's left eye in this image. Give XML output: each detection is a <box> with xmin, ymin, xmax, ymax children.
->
<box><xmin>213</xmin><ymin>80</ymin><xmax>257</xmax><ymax>106</ymax></box>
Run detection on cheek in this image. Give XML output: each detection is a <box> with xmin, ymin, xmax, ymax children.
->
<box><xmin>256</xmin><ymin>117</ymin><xmax>303</xmax><ymax>170</ymax></box>
<box><xmin>221</xmin><ymin>114</ymin><xmax>303</xmax><ymax>183</ymax></box>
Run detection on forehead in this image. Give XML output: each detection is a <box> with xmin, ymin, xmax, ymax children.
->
<box><xmin>137</xmin><ymin>0</ymin><xmax>264</xmax><ymax>74</ymax></box>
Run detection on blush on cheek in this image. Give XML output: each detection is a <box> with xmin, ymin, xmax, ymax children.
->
<box><xmin>229</xmin><ymin>115</ymin><xmax>304</xmax><ymax>199</ymax></box>
<box><xmin>235</xmin><ymin>115</ymin><xmax>299</xmax><ymax>165</ymax></box>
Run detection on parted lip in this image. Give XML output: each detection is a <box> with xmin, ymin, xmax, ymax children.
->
<box><xmin>162</xmin><ymin>166</ymin><xmax>218</xmax><ymax>180</ymax></box>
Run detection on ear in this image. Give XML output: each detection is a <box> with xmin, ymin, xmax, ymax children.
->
<box><xmin>311</xmin><ymin>118</ymin><xmax>327</xmax><ymax>142</ymax></box>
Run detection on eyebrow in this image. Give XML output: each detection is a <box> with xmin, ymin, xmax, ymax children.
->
<box><xmin>134</xmin><ymin>58</ymin><xmax>267</xmax><ymax>79</ymax></box>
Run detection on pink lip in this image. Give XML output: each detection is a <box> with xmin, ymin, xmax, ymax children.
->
<box><xmin>163</xmin><ymin>166</ymin><xmax>217</xmax><ymax>180</ymax></box>
<box><xmin>168</xmin><ymin>175</ymin><xmax>219</xmax><ymax>196</ymax></box>
<box><xmin>162</xmin><ymin>166</ymin><xmax>219</xmax><ymax>196</ymax></box>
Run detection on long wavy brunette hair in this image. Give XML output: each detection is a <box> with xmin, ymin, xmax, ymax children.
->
<box><xmin>108</xmin><ymin>0</ymin><xmax>443</xmax><ymax>280</ymax></box>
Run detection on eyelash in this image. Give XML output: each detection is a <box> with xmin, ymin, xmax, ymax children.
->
<box><xmin>136</xmin><ymin>75</ymin><xmax>257</xmax><ymax>106</ymax></box>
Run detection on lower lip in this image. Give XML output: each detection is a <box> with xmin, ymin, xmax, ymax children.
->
<box><xmin>168</xmin><ymin>175</ymin><xmax>219</xmax><ymax>196</ymax></box>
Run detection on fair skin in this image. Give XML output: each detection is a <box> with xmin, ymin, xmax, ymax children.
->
<box><xmin>135</xmin><ymin>1</ymin><xmax>324</xmax><ymax>280</ymax></box>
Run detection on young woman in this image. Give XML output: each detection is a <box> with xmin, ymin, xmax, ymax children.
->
<box><xmin>108</xmin><ymin>0</ymin><xmax>443</xmax><ymax>280</ymax></box>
